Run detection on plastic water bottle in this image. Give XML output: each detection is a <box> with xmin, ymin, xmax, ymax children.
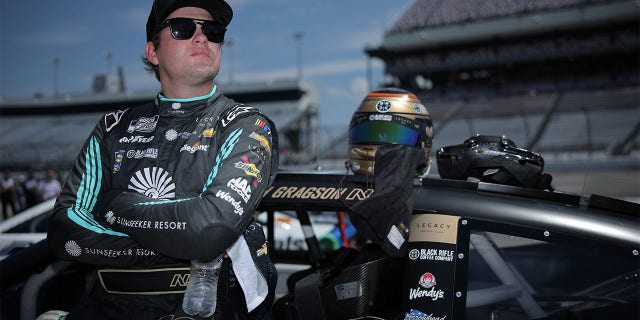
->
<box><xmin>182</xmin><ymin>255</ymin><xmax>224</xmax><ymax>317</ymax></box>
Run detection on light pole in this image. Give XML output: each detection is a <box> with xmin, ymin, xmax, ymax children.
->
<box><xmin>106</xmin><ymin>52</ymin><xmax>112</xmax><ymax>75</ymax></box>
<box><xmin>293</xmin><ymin>32</ymin><xmax>303</xmax><ymax>82</ymax></box>
<box><xmin>52</xmin><ymin>57</ymin><xmax>59</xmax><ymax>97</ymax></box>
<box><xmin>106</xmin><ymin>52</ymin><xmax>112</xmax><ymax>92</ymax></box>
<box><xmin>226</xmin><ymin>38</ymin><xmax>235</xmax><ymax>84</ymax></box>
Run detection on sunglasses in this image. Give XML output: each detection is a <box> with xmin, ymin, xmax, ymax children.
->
<box><xmin>157</xmin><ymin>18</ymin><xmax>226</xmax><ymax>43</ymax></box>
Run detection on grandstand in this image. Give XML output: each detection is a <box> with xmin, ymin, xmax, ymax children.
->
<box><xmin>0</xmin><ymin>79</ymin><xmax>319</xmax><ymax>171</ymax></box>
<box><xmin>365</xmin><ymin>0</ymin><xmax>638</xmax><ymax>149</ymax></box>
<box><xmin>361</xmin><ymin>0</ymin><xmax>639</xmax><ymax>197</ymax></box>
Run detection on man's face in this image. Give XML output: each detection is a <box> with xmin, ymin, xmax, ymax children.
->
<box><xmin>149</xmin><ymin>7</ymin><xmax>222</xmax><ymax>87</ymax></box>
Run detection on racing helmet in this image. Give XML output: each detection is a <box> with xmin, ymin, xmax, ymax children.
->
<box><xmin>436</xmin><ymin>135</ymin><xmax>553</xmax><ymax>190</ymax></box>
<box><xmin>348</xmin><ymin>88</ymin><xmax>433</xmax><ymax>176</ymax></box>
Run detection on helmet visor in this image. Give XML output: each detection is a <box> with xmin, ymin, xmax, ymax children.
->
<box><xmin>350</xmin><ymin>116</ymin><xmax>422</xmax><ymax>146</ymax></box>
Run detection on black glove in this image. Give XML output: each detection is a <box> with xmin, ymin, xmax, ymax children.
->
<box><xmin>348</xmin><ymin>144</ymin><xmax>425</xmax><ymax>257</ymax></box>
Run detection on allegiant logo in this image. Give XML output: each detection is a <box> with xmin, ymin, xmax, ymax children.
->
<box><xmin>180</xmin><ymin>142</ymin><xmax>209</xmax><ymax>153</ymax></box>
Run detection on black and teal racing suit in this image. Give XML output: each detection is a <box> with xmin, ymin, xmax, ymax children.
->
<box><xmin>47</xmin><ymin>86</ymin><xmax>278</xmax><ymax>319</ymax></box>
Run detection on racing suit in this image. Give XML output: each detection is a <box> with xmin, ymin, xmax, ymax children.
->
<box><xmin>47</xmin><ymin>86</ymin><xmax>278</xmax><ymax>319</ymax></box>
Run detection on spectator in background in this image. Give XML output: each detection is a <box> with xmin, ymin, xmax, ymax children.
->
<box><xmin>14</xmin><ymin>173</ymin><xmax>27</xmax><ymax>212</ymax></box>
<box><xmin>1</xmin><ymin>170</ymin><xmax>18</xmax><ymax>219</ymax></box>
<box><xmin>39</xmin><ymin>169</ymin><xmax>61</xmax><ymax>201</ymax></box>
<box><xmin>23</xmin><ymin>170</ymin><xmax>41</xmax><ymax>208</ymax></box>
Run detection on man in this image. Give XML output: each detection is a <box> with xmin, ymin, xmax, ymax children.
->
<box><xmin>38</xmin><ymin>169</ymin><xmax>62</xmax><ymax>201</ymax></box>
<box><xmin>46</xmin><ymin>1</ymin><xmax>279</xmax><ymax>319</ymax></box>
<box><xmin>1</xmin><ymin>169</ymin><xmax>18</xmax><ymax>219</ymax></box>
<box><xmin>22</xmin><ymin>170</ymin><xmax>40</xmax><ymax>208</ymax></box>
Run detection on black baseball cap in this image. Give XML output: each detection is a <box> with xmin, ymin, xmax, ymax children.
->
<box><xmin>146</xmin><ymin>0</ymin><xmax>233</xmax><ymax>42</ymax></box>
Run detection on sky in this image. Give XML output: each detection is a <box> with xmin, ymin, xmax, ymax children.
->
<box><xmin>0</xmin><ymin>0</ymin><xmax>414</xmax><ymax>132</ymax></box>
